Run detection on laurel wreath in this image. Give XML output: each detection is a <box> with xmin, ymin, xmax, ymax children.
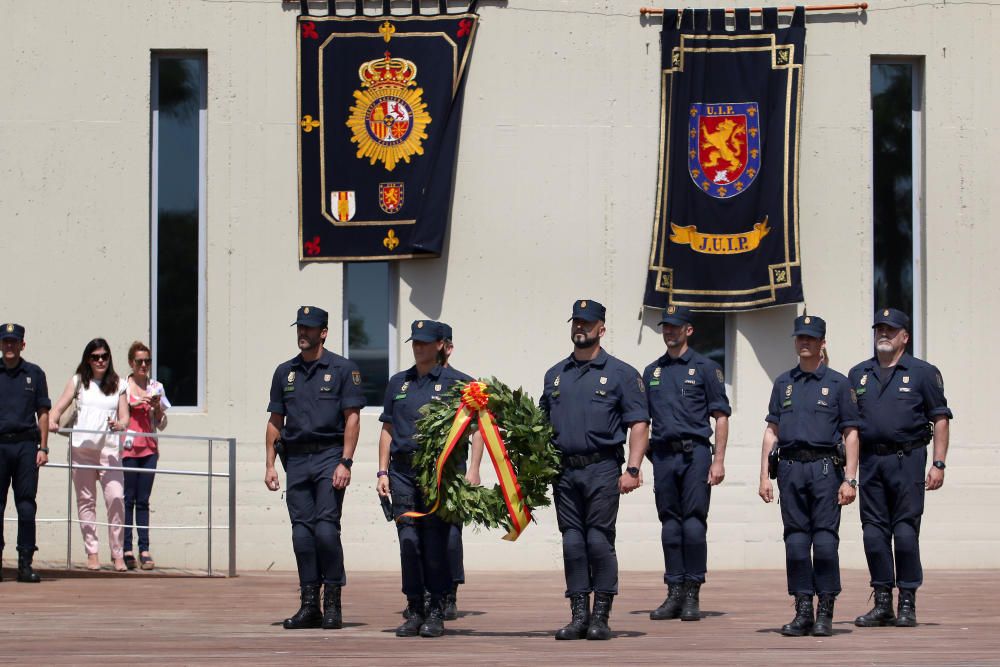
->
<box><xmin>413</xmin><ymin>378</ymin><xmax>560</xmax><ymax>531</ymax></box>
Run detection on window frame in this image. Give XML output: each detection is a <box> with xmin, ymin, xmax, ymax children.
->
<box><xmin>342</xmin><ymin>262</ymin><xmax>399</xmax><ymax>413</ymax></box>
<box><xmin>150</xmin><ymin>51</ymin><xmax>208</xmax><ymax>411</ymax></box>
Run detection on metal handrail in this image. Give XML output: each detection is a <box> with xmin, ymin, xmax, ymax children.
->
<box><xmin>38</xmin><ymin>428</ymin><xmax>237</xmax><ymax>576</ymax></box>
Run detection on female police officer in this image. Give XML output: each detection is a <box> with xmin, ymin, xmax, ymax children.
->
<box><xmin>758</xmin><ymin>315</ymin><xmax>860</xmax><ymax>637</ymax></box>
<box><xmin>376</xmin><ymin>320</ymin><xmax>481</xmax><ymax>638</ymax></box>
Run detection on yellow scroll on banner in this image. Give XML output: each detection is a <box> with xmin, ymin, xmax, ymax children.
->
<box><xmin>401</xmin><ymin>382</ymin><xmax>532</xmax><ymax>541</ymax></box>
<box><xmin>669</xmin><ymin>216</ymin><xmax>770</xmax><ymax>255</ymax></box>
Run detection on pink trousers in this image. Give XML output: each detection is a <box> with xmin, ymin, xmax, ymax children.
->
<box><xmin>71</xmin><ymin>445</ymin><xmax>125</xmax><ymax>559</ymax></box>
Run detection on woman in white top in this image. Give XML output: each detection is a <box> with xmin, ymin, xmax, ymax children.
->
<box><xmin>49</xmin><ymin>338</ymin><xmax>130</xmax><ymax>571</ymax></box>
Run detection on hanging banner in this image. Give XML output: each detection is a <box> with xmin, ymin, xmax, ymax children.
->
<box><xmin>297</xmin><ymin>3</ymin><xmax>479</xmax><ymax>261</ymax></box>
<box><xmin>644</xmin><ymin>7</ymin><xmax>806</xmax><ymax>311</ymax></box>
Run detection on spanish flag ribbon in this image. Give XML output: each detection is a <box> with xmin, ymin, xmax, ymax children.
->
<box><xmin>402</xmin><ymin>382</ymin><xmax>533</xmax><ymax>541</ymax></box>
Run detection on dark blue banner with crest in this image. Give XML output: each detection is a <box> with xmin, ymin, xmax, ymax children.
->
<box><xmin>644</xmin><ymin>7</ymin><xmax>806</xmax><ymax>311</ymax></box>
<box><xmin>297</xmin><ymin>1</ymin><xmax>479</xmax><ymax>261</ymax></box>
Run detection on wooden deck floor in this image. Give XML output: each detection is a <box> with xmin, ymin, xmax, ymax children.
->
<box><xmin>1</xmin><ymin>568</ymin><xmax>998</xmax><ymax>665</ymax></box>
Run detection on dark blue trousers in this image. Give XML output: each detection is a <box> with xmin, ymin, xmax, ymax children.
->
<box><xmin>651</xmin><ymin>445</ymin><xmax>712</xmax><ymax>585</ymax></box>
<box><xmin>389</xmin><ymin>460</ymin><xmax>452</xmax><ymax>599</ymax></box>
<box><xmin>777</xmin><ymin>457</ymin><xmax>843</xmax><ymax>596</ymax></box>
<box><xmin>553</xmin><ymin>457</ymin><xmax>621</xmax><ymax>597</ymax></box>
<box><xmin>123</xmin><ymin>453</ymin><xmax>159</xmax><ymax>553</ymax></box>
<box><xmin>285</xmin><ymin>447</ymin><xmax>346</xmax><ymax>587</ymax></box>
<box><xmin>447</xmin><ymin>523</ymin><xmax>464</xmax><ymax>586</ymax></box>
<box><xmin>0</xmin><ymin>440</ymin><xmax>39</xmax><ymax>555</ymax></box>
<box><xmin>859</xmin><ymin>446</ymin><xmax>926</xmax><ymax>590</ymax></box>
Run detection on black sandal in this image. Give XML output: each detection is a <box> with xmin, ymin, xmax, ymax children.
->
<box><xmin>139</xmin><ymin>554</ymin><xmax>155</xmax><ymax>571</ymax></box>
<box><xmin>123</xmin><ymin>553</ymin><xmax>137</xmax><ymax>571</ymax></box>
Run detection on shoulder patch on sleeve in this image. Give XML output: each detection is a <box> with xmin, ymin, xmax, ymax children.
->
<box><xmin>850</xmin><ymin>388</ymin><xmax>858</xmax><ymax>404</ymax></box>
<box><xmin>716</xmin><ymin>368</ymin><xmax>725</xmax><ymax>383</ymax></box>
<box><xmin>637</xmin><ymin>375</ymin><xmax>645</xmax><ymax>393</ymax></box>
<box><xmin>352</xmin><ymin>370</ymin><xmax>362</xmax><ymax>385</ymax></box>
<box><xmin>936</xmin><ymin>372</ymin><xmax>944</xmax><ymax>389</ymax></box>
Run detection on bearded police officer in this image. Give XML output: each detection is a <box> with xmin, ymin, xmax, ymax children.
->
<box><xmin>540</xmin><ymin>300</ymin><xmax>650</xmax><ymax>641</ymax></box>
<box><xmin>265</xmin><ymin>306</ymin><xmax>365</xmax><ymax>630</ymax></box>
<box><xmin>0</xmin><ymin>323</ymin><xmax>49</xmax><ymax>583</ymax></box>
<box><xmin>758</xmin><ymin>315</ymin><xmax>860</xmax><ymax>637</ymax></box>
<box><xmin>850</xmin><ymin>309</ymin><xmax>952</xmax><ymax>628</ymax></box>
<box><xmin>643</xmin><ymin>306</ymin><xmax>730</xmax><ymax>622</ymax></box>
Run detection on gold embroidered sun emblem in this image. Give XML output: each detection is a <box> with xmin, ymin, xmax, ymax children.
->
<box><xmin>667</xmin><ymin>306</ymin><xmax>676</xmax><ymax>314</ymax></box>
<box><xmin>345</xmin><ymin>29</ymin><xmax>431</xmax><ymax>172</ymax></box>
<box><xmin>4</xmin><ymin>324</ymin><xmax>12</xmax><ymax>332</ymax></box>
<box><xmin>304</xmin><ymin>307</ymin><xmax>310</xmax><ymax>314</ymax></box>
<box><xmin>804</xmin><ymin>316</ymin><xmax>811</xmax><ymax>324</ymax></box>
<box><xmin>580</xmin><ymin>301</ymin><xmax>587</xmax><ymax>308</ymax></box>
<box><xmin>417</xmin><ymin>321</ymin><xmax>424</xmax><ymax>329</ymax></box>
<box><xmin>883</xmin><ymin>309</ymin><xmax>890</xmax><ymax>316</ymax></box>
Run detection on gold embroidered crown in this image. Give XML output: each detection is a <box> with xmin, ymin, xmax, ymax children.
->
<box><xmin>359</xmin><ymin>52</ymin><xmax>418</xmax><ymax>89</ymax></box>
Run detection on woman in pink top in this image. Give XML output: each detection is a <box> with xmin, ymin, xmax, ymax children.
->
<box><xmin>122</xmin><ymin>341</ymin><xmax>169</xmax><ymax>571</ymax></box>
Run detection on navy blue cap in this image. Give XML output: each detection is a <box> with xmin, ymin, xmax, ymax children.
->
<box><xmin>438</xmin><ymin>322</ymin><xmax>454</xmax><ymax>341</ymax></box>
<box><xmin>0</xmin><ymin>323</ymin><xmax>25</xmax><ymax>340</ymax></box>
<box><xmin>659</xmin><ymin>305</ymin><xmax>693</xmax><ymax>326</ymax></box>
<box><xmin>792</xmin><ymin>314</ymin><xmax>826</xmax><ymax>338</ymax></box>
<box><xmin>405</xmin><ymin>320</ymin><xmax>443</xmax><ymax>343</ymax></box>
<box><xmin>873</xmin><ymin>308</ymin><xmax>911</xmax><ymax>331</ymax></box>
<box><xmin>292</xmin><ymin>306</ymin><xmax>328</xmax><ymax>328</ymax></box>
<box><xmin>568</xmin><ymin>299</ymin><xmax>606</xmax><ymax>323</ymax></box>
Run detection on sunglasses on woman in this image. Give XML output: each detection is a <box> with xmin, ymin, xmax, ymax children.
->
<box><xmin>90</xmin><ymin>353</ymin><xmax>110</xmax><ymax>362</ymax></box>
<box><xmin>133</xmin><ymin>358</ymin><xmax>152</xmax><ymax>366</ymax></box>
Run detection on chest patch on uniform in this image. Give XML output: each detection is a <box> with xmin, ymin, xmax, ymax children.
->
<box><xmin>653</xmin><ymin>367</ymin><xmax>662</xmax><ymax>379</ymax></box>
<box><xmin>435</xmin><ymin>384</ymin><xmax>442</xmax><ymax>392</ymax></box>
<box><xmin>401</xmin><ymin>382</ymin><xmax>410</xmax><ymax>392</ymax></box>
<box><xmin>860</xmin><ymin>374</ymin><xmax>868</xmax><ymax>386</ymax></box>
<box><xmin>394</xmin><ymin>393</ymin><xmax>407</xmax><ymax>400</ymax></box>
<box><xmin>785</xmin><ymin>384</ymin><xmax>793</xmax><ymax>398</ymax></box>
<box><xmin>649</xmin><ymin>380</ymin><xmax>660</xmax><ymax>387</ymax></box>
<box><xmin>856</xmin><ymin>387</ymin><xmax>867</xmax><ymax>396</ymax></box>
<box><xmin>287</xmin><ymin>371</ymin><xmax>296</xmax><ymax>383</ymax></box>
<box><xmin>902</xmin><ymin>376</ymin><xmax>910</xmax><ymax>384</ymax></box>
<box><xmin>821</xmin><ymin>387</ymin><xmax>829</xmax><ymax>396</ymax></box>
<box><xmin>324</xmin><ymin>373</ymin><xmax>332</xmax><ymax>382</ymax></box>
<box><xmin>554</xmin><ymin>375</ymin><xmax>560</xmax><ymax>387</ymax></box>
<box><xmin>782</xmin><ymin>399</ymin><xmax>792</xmax><ymax>408</ymax></box>
<box><xmin>284</xmin><ymin>385</ymin><xmax>295</xmax><ymax>393</ymax></box>
<box><xmin>599</xmin><ymin>376</ymin><xmax>608</xmax><ymax>385</ymax></box>
<box><xmin>688</xmin><ymin>368</ymin><xmax>696</xmax><ymax>376</ymax></box>
<box><xmin>26</xmin><ymin>377</ymin><xmax>32</xmax><ymax>385</ymax></box>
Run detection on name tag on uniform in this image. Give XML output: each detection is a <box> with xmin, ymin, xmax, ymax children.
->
<box><xmin>649</xmin><ymin>381</ymin><xmax>660</xmax><ymax>387</ymax></box>
<box><xmin>684</xmin><ymin>379</ymin><xmax>696</xmax><ymax>385</ymax></box>
<box><xmin>782</xmin><ymin>399</ymin><xmax>792</xmax><ymax>408</ymax></box>
<box><xmin>595</xmin><ymin>389</ymin><xmax>607</xmax><ymax>397</ymax></box>
<box><xmin>856</xmin><ymin>387</ymin><xmax>867</xmax><ymax>396</ymax></box>
<box><xmin>898</xmin><ymin>387</ymin><xmax>911</xmax><ymax>393</ymax></box>
<box><xmin>320</xmin><ymin>386</ymin><xmax>332</xmax><ymax>392</ymax></box>
<box><xmin>284</xmin><ymin>385</ymin><xmax>295</xmax><ymax>393</ymax></box>
<box><xmin>394</xmin><ymin>393</ymin><xmax>407</xmax><ymax>400</ymax></box>
<box><xmin>816</xmin><ymin>400</ymin><xmax>829</xmax><ymax>407</ymax></box>
<box><xmin>551</xmin><ymin>390</ymin><xmax>560</xmax><ymax>398</ymax></box>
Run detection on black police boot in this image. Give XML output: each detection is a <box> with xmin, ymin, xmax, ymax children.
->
<box><xmin>854</xmin><ymin>586</ymin><xmax>895</xmax><ymax>627</ymax></box>
<box><xmin>680</xmin><ymin>582</ymin><xmax>702</xmax><ymax>621</ymax></box>
<box><xmin>395</xmin><ymin>597</ymin><xmax>425</xmax><ymax>637</ymax></box>
<box><xmin>780</xmin><ymin>594</ymin><xmax>815</xmax><ymax>637</ymax></box>
<box><xmin>813</xmin><ymin>594</ymin><xmax>836</xmax><ymax>636</ymax></box>
<box><xmin>586</xmin><ymin>592</ymin><xmax>614</xmax><ymax>640</ymax></box>
<box><xmin>419</xmin><ymin>597</ymin><xmax>446</xmax><ymax>638</ymax></box>
<box><xmin>321</xmin><ymin>584</ymin><xmax>342</xmax><ymax>629</ymax></box>
<box><xmin>554</xmin><ymin>593</ymin><xmax>590</xmax><ymax>640</ymax></box>
<box><xmin>283</xmin><ymin>584</ymin><xmax>322</xmax><ymax>629</ymax></box>
<box><xmin>649</xmin><ymin>583</ymin><xmax>684</xmax><ymax>620</ymax></box>
<box><xmin>896</xmin><ymin>589</ymin><xmax>917</xmax><ymax>627</ymax></box>
<box><xmin>443</xmin><ymin>585</ymin><xmax>459</xmax><ymax>621</ymax></box>
<box><xmin>16</xmin><ymin>552</ymin><xmax>41</xmax><ymax>584</ymax></box>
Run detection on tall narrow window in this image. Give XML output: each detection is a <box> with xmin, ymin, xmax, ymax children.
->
<box><xmin>689</xmin><ymin>313</ymin><xmax>726</xmax><ymax>372</ymax></box>
<box><xmin>151</xmin><ymin>53</ymin><xmax>207</xmax><ymax>407</ymax></box>
<box><xmin>344</xmin><ymin>263</ymin><xmax>397</xmax><ymax>407</ymax></box>
<box><xmin>871</xmin><ymin>59</ymin><xmax>922</xmax><ymax>354</ymax></box>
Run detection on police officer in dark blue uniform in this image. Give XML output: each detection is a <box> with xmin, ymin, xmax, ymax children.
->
<box><xmin>0</xmin><ymin>323</ymin><xmax>50</xmax><ymax>583</ymax></box>
<box><xmin>540</xmin><ymin>300</ymin><xmax>650</xmax><ymax>641</ymax></box>
<box><xmin>758</xmin><ymin>315</ymin><xmax>860</xmax><ymax>637</ymax></box>
<box><xmin>377</xmin><ymin>320</ymin><xmax>479</xmax><ymax>638</ymax></box>
<box><xmin>643</xmin><ymin>306</ymin><xmax>731</xmax><ymax>622</ymax></box>
<box><xmin>437</xmin><ymin>321</ymin><xmax>482</xmax><ymax>621</ymax></box>
<box><xmin>849</xmin><ymin>308</ymin><xmax>952</xmax><ymax>628</ymax></box>
<box><xmin>265</xmin><ymin>306</ymin><xmax>365</xmax><ymax>630</ymax></box>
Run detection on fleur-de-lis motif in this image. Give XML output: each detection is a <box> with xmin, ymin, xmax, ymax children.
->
<box><xmin>304</xmin><ymin>236</ymin><xmax>321</xmax><ymax>256</ymax></box>
<box><xmin>301</xmin><ymin>115</ymin><xmax>320</xmax><ymax>133</ymax></box>
<box><xmin>383</xmin><ymin>229</ymin><xmax>400</xmax><ymax>250</ymax></box>
<box><xmin>301</xmin><ymin>22</ymin><xmax>319</xmax><ymax>40</ymax></box>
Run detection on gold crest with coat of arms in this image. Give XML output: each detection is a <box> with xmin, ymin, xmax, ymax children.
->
<box><xmin>346</xmin><ymin>21</ymin><xmax>432</xmax><ymax>172</ymax></box>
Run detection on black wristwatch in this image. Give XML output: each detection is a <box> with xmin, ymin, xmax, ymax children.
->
<box><xmin>932</xmin><ymin>460</ymin><xmax>946</xmax><ymax>470</ymax></box>
<box><xmin>846</xmin><ymin>478</ymin><xmax>858</xmax><ymax>489</ymax></box>
<box><xmin>38</xmin><ymin>446</ymin><xmax>49</xmax><ymax>454</ymax></box>
<box><xmin>626</xmin><ymin>466</ymin><xmax>640</xmax><ymax>478</ymax></box>
<box><xmin>339</xmin><ymin>457</ymin><xmax>354</xmax><ymax>470</ymax></box>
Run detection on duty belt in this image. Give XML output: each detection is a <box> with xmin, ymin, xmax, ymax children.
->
<box><xmin>779</xmin><ymin>447</ymin><xmax>842</xmax><ymax>465</ymax></box>
<box><xmin>284</xmin><ymin>440</ymin><xmax>342</xmax><ymax>455</ymax></box>
<box><xmin>0</xmin><ymin>429</ymin><xmax>39</xmax><ymax>444</ymax></box>
<box><xmin>561</xmin><ymin>449</ymin><xmax>618</xmax><ymax>470</ymax></box>
<box><xmin>863</xmin><ymin>440</ymin><xmax>927</xmax><ymax>457</ymax></box>
<box><xmin>653</xmin><ymin>438</ymin><xmax>709</xmax><ymax>454</ymax></box>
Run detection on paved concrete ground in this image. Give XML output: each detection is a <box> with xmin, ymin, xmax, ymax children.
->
<box><xmin>1</xmin><ymin>568</ymin><xmax>998</xmax><ymax>665</ymax></box>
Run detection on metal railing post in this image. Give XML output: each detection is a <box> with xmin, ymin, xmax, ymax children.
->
<box><xmin>66</xmin><ymin>444</ymin><xmax>73</xmax><ymax>569</ymax></box>
<box><xmin>228</xmin><ymin>437</ymin><xmax>237</xmax><ymax>577</ymax></box>
<box><xmin>207</xmin><ymin>438</ymin><xmax>213</xmax><ymax>576</ymax></box>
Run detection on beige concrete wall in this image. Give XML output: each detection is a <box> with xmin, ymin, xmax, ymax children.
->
<box><xmin>2</xmin><ymin>1</ymin><xmax>998</xmax><ymax>574</ymax></box>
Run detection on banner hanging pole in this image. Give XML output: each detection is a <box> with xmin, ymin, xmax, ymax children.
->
<box><xmin>640</xmin><ymin>3</ymin><xmax>867</xmax><ymax>16</ymax></box>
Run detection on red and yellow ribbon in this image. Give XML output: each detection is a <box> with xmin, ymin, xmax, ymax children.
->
<box><xmin>402</xmin><ymin>382</ymin><xmax>533</xmax><ymax>541</ymax></box>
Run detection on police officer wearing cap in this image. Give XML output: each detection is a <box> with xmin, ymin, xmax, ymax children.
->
<box><xmin>758</xmin><ymin>314</ymin><xmax>860</xmax><ymax>637</ymax></box>
<box><xmin>643</xmin><ymin>306</ymin><xmax>731</xmax><ymax>622</ymax></box>
<box><xmin>377</xmin><ymin>320</ymin><xmax>480</xmax><ymax>638</ymax></box>
<box><xmin>265</xmin><ymin>306</ymin><xmax>365</xmax><ymax>630</ymax></box>
<box><xmin>849</xmin><ymin>308</ymin><xmax>952</xmax><ymax>629</ymax></box>
<box><xmin>0</xmin><ymin>323</ymin><xmax>49</xmax><ymax>583</ymax></box>
<box><xmin>437</xmin><ymin>321</ymin><xmax>482</xmax><ymax>621</ymax></box>
<box><xmin>540</xmin><ymin>300</ymin><xmax>650</xmax><ymax>641</ymax></box>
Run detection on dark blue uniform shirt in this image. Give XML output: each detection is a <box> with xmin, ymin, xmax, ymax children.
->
<box><xmin>848</xmin><ymin>354</ymin><xmax>952</xmax><ymax>445</ymax></box>
<box><xmin>766</xmin><ymin>363</ymin><xmax>860</xmax><ymax>450</ymax></box>
<box><xmin>0</xmin><ymin>359</ymin><xmax>51</xmax><ymax>435</ymax></box>
<box><xmin>379</xmin><ymin>365</ymin><xmax>473</xmax><ymax>457</ymax></box>
<box><xmin>267</xmin><ymin>349</ymin><xmax>366</xmax><ymax>446</ymax></box>
<box><xmin>643</xmin><ymin>348</ymin><xmax>731</xmax><ymax>443</ymax></box>
<box><xmin>540</xmin><ymin>349</ymin><xmax>649</xmax><ymax>456</ymax></box>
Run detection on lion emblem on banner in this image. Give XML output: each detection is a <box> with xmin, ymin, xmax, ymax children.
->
<box><xmin>687</xmin><ymin>102</ymin><xmax>761</xmax><ymax>199</ymax></box>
